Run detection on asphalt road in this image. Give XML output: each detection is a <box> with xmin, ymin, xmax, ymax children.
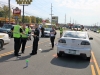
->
<box><xmin>0</xmin><ymin>30</ymin><xmax>100</xmax><ymax>75</ymax></box>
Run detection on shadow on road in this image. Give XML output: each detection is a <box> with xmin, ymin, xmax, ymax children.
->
<box><xmin>41</xmin><ymin>48</ymin><xmax>51</xmax><ymax>53</ymax></box>
<box><xmin>51</xmin><ymin>55</ymin><xmax>90</xmax><ymax>69</ymax></box>
<box><xmin>0</xmin><ymin>54</ymin><xmax>31</xmax><ymax>62</ymax></box>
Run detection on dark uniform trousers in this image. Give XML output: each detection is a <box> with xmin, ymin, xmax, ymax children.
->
<box><xmin>41</xmin><ymin>32</ymin><xmax>44</xmax><ymax>37</ymax></box>
<box><xmin>14</xmin><ymin>38</ymin><xmax>21</xmax><ymax>55</ymax></box>
<box><xmin>50</xmin><ymin>36</ymin><xmax>55</xmax><ymax>48</ymax></box>
<box><xmin>21</xmin><ymin>38</ymin><xmax>27</xmax><ymax>53</ymax></box>
<box><xmin>32</xmin><ymin>37</ymin><xmax>39</xmax><ymax>54</ymax></box>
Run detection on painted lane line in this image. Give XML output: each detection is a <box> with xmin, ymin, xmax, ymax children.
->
<box><xmin>91</xmin><ymin>51</ymin><xmax>100</xmax><ymax>75</ymax></box>
<box><xmin>0</xmin><ymin>40</ymin><xmax>49</xmax><ymax>57</ymax></box>
<box><xmin>91</xmin><ymin>65</ymin><xmax>96</xmax><ymax>75</ymax></box>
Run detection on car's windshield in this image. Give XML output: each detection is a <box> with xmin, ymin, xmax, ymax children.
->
<box><xmin>45</xmin><ymin>28</ymin><xmax>52</xmax><ymax>31</ymax></box>
<box><xmin>64</xmin><ymin>32</ymin><xmax>86</xmax><ymax>39</ymax></box>
<box><xmin>2</xmin><ymin>25</ymin><xmax>12</xmax><ymax>29</ymax></box>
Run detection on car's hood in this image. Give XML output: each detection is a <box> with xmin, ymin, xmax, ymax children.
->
<box><xmin>0</xmin><ymin>33</ymin><xmax>7</xmax><ymax>35</ymax></box>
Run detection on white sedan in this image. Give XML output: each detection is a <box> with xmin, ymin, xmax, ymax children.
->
<box><xmin>0</xmin><ymin>33</ymin><xmax>10</xmax><ymax>49</ymax></box>
<box><xmin>57</xmin><ymin>31</ymin><xmax>93</xmax><ymax>61</ymax></box>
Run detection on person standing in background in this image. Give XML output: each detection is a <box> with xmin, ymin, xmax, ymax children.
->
<box><xmin>41</xmin><ymin>26</ymin><xmax>45</xmax><ymax>37</ymax></box>
<box><xmin>60</xmin><ymin>27</ymin><xmax>63</xmax><ymax>38</ymax></box>
<box><xmin>27</xmin><ymin>25</ymin><xmax>31</xmax><ymax>40</ymax></box>
<box><xmin>20</xmin><ymin>24</ymin><xmax>29</xmax><ymax>54</ymax></box>
<box><xmin>50</xmin><ymin>26</ymin><xmax>56</xmax><ymax>50</ymax></box>
<box><xmin>30</xmin><ymin>24</ymin><xmax>40</xmax><ymax>55</ymax></box>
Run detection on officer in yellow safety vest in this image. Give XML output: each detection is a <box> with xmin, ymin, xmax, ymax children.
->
<box><xmin>60</xmin><ymin>27</ymin><xmax>63</xmax><ymax>38</ymax></box>
<box><xmin>27</xmin><ymin>25</ymin><xmax>31</xmax><ymax>40</ymax></box>
<box><xmin>11</xmin><ymin>23</ymin><xmax>23</xmax><ymax>56</ymax></box>
<box><xmin>20</xmin><ymin>24</ymin><xmax>29</xmax><ymax>54</ymax></box>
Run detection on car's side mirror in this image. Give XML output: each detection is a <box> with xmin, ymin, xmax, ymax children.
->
<box><xmin>89</xmin><ymin>37</ymin><xmax>93</xmax><ymax>40</ymax></box>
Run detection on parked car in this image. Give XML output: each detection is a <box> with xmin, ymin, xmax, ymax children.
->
<box><xmin>0</xmin><ymin>24</ymin><xmax>14</xmax><ymax>38</ymax></box>
<box><xmin>0</xmin><ymin>33</ymin><xmax>10</xmax><ymax>49</ymax></box>
<box><xmin>44</xmin><ymin>28</ymin><xmax>52</xmax><ymax>37</ymax></box>
<box><xmin>57</xmin><ymin>31</ymin><xmax>93</xmax><ymax>61</ymax></box>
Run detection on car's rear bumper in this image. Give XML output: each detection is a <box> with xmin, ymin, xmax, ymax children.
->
<box><xmin>57</xmin><ymin>46</ymin><xmax>91</xmax><ymax>57</ymax></box>
<box><xmin>44</xmin><ymin>34</ymin><xmax>50</xmax><ymax>37</ymax></box>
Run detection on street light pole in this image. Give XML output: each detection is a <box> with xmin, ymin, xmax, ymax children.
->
<box><xmin>8</xmin><ymin>0</ymin><xmax>10</xmax><ymax>24</ymax></box>
<box><xmin>22</xmin><ymin>5</ymin><xmax>24</xmax><ymax>23</ymax></box>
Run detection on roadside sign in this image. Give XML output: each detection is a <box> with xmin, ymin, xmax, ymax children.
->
<box><xmin>13</xmin><ymin>7</ymin><xmax>21</xmax><ymax>18</ymax></box>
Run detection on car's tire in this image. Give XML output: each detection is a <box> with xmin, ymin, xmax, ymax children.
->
<box><xmin>86</xmin><ymin>56</ymin><xmax>91</xmax><ymax>61</ymax></box>
<box><xmin>57</xmin><ymin>53</ymin><xmax>62</xmax><ymax>57</ymax></box>
<box><xmin>0</xmin><ymin>40</ymin><xmax>4</xmax><ymax>49</ymax></box>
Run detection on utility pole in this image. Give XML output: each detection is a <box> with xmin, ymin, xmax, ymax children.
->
<box><xmin>65</xmin><ymin>14</ymin><xmax>66</xmax><ymax>25</ymax></box>
<box><xmin>70</xmin><ymin>17</ymin><xmax>71</xmax><ymax>24</ymax></box>
<box><xmin>50</xmin><ymin>3</ymin><xmax>53</xmax><ymax>25</ymax></box>
<box><xmin>22</xmin><ymin>5</ymin><xmax>25</xmax><ymax>23</ymax></box>
<box><xmin>73</xmin><ymin>19</ymin><xmax>74</xmax><ymax>24</ymax></box>
<box><xmin>8</xmin><ymin>0</ymin><xmax>10</xmax><ymax>24</ymax></box>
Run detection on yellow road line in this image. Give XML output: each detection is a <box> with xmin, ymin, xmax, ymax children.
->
<box><xmin>91</xmin><ymin>65</ymin><xmax>96</xmax><ymax>75</ymax></box>
<box><xmin>0</xmin><ymin>40</ymin><xmax>49</xmax><ymax>57</ymax></box>
<box><xmin>91</xmin><ymin>51</ymin><xmax>100</xmax><ymax>75</ymax></box>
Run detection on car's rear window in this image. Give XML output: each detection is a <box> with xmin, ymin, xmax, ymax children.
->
<box><xmin>64</xmin><ymin>32</ymin><xmax>86</xmax><ymax>39</ymax></box>
<box><xmin>45</xmin><ymin>28</ymin><xmax>52</xmax><ymax>31</ymax></box>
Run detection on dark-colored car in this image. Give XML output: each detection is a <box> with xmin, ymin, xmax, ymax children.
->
<box><xmin>0</xmin><ymin>24</ymin><xmax>14</xmax><ymax>38</ymax></box>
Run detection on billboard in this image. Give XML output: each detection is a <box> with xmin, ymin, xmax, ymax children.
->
<box><xmin>52</xmin><ymin>16</ymin><xmax>58</xmax><ymax>24</ymax></box>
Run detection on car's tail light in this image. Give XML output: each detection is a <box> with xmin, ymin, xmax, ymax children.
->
<box><xmin>58</xmin><ymin>39</ymin><xmax>66</xmax><ymax>43</ymax></box>
<box><xmin>81</xmin><ymin>41</ymin><xmax>90</xmax><ymax>45</ymax></box>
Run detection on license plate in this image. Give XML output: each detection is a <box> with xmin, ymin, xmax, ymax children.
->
<box><xmin>68</xmin><ymin>50</ymin><xmax>76</xmax><ymax>54</ymax></box>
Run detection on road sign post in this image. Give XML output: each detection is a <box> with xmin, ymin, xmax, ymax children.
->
<box><xmin>13</xmin><ymin>7</ymin><xmax>21</xmax><ymax>24</ymax></box>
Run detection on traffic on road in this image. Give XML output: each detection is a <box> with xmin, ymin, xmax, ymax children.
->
<box><xmin>0</xmin><ymin>0</ymin><xmax>100</xmax><ymax>75</ymax></box>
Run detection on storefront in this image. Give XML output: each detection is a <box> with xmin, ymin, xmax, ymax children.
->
<box><xmin>0</xmin><ymin>17</ymin><xmax>15</xmax><ymax>27</ymax></box>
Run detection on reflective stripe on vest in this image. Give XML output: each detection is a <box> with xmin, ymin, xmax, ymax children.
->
<box><xmin>21</xmin><ymin>28</ymin><xmax>29</xmax><ymax>38</ymax></box>
<box><xmin>13</xmin><ymin>25</ymin><xmax>20</xmax><ymax>38</ymax></box>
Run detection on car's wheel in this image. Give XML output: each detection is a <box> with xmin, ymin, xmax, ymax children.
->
<box><xmin>0</xmin><ymin>40</ymin><xmax>3</xmax><ymax>49</ymax></box>
<box><xmin>86</xmin><ymin>56</ymin><xmax>91</xmax><ymax>61</ymax></box>
<box><xmin>57</xmin><ymin>53</ymin><xmax>62</xmax><ymax>57</ymax></box>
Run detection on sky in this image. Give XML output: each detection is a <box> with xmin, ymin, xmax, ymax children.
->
<box><xmin>0</xmin><ymin>0</ymin><xmax>100</xmax><ymax>25</ymax></box>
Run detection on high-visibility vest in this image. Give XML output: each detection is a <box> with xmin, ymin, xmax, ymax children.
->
<box><xmin>60</xmin><ymin>28</ymin><xmax>63</xmax><ymax>33</ymax></box>
<box><xmin>13</xmin><ymin>25</ymin><xmax>21</xmax><ymax>38</ymax></box>
<box><xmin>21</xmin><ymin>28</ymin><xmax>29</xmax><ymax>38</ymax></box>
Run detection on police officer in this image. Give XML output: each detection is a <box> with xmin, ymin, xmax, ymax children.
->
<box><xmin>20</xmin><ymin>24</ymin><xmax>28</xmax><ymax>54</ymax></box>
<box><xmin>11</xmin><ymin>22</ymin><xmax>23</xmax><ymax>56</ymax></box>
<box><xmin>30</xmin><ymin>24</ymin><xmax>39</xmax><ymax>55</ymax></box>
<box><xmin>60</xmin><ymin>27</ymin><xmax>63</xmax><ymax>38</ymax></box>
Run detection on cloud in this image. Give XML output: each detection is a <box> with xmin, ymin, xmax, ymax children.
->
<box><xmin>55</xmin><ymin>0</ymin><xmax>100</xmax><ymax>17</ymax></box>
<box><xmin>55</xmin><ymin>0</ymin><xmax>100</xmax><ymax>10</ymax></box>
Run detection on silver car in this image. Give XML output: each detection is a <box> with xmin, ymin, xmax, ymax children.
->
<box><xmin>44</xmin><ymin>28</ymin><xmax>52</xmax><ymax>37</ymax></box>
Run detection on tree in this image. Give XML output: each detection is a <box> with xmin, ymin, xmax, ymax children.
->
<box><xmin>30</xmin><ymin>16</ymin><xmax>36</xmax><ymax>23</ymax></box>
<box><xmin>36</xmin><ymin>17</ymin><xmax>43</xmax><ymax>24</ymax></box>
<box><xmin>0</xmin><ymin>5</ymin><xmax>12</xmax><ymax>22</ymax></box>
<box><xmin>45</xmin><ymin>19</ymin><xmax>50</xmax><ymax>23</ymax></box>
<box><xmin>24</xmin><ymin>16</ymin><xmax>30</xmax><ymax>23</ymax></box>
